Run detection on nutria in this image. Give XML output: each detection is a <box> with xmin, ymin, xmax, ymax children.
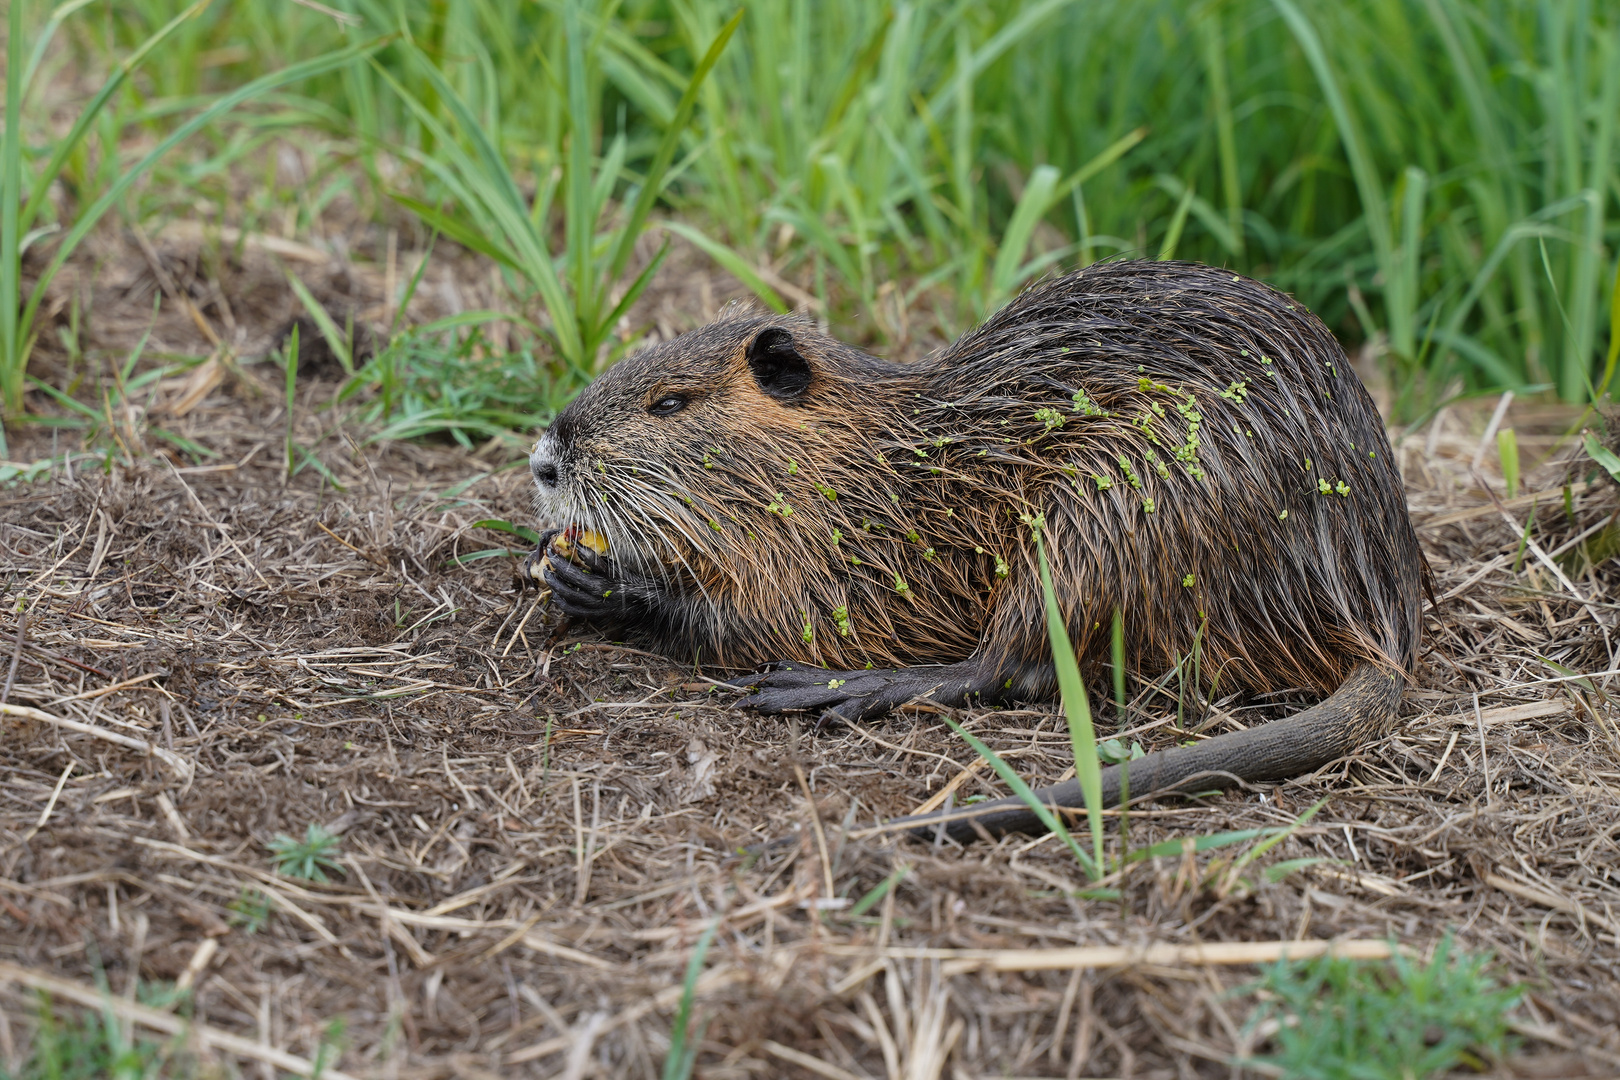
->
<box><xmin>528</xmin><ymin>260</ymin><xmax>1425</xmax><ymax>841</ymax></box>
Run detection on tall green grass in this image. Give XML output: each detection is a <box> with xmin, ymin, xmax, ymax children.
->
<box><xmin>0</xmin><ymin>2</ymin><xmax>380</xmax><ymax>449</ymax></box>
<box><xmin>9</xmin><ymin>0</ymin><xmax>1620</xmax><ymax>431</ymax></box>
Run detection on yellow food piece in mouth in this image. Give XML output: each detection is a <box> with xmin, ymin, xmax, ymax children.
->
<box><xmin>528</xmin><ymin>526</ymin><xmax>610</xmax><ymax>584</ymax></box>
<box><xmin>552</xmin><ymin>527</ymin><xmax>608</xmax><ymax>561</ymax></box>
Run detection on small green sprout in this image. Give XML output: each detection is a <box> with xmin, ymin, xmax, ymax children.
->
<box><xmin>228</xmin><ymin>888</ymin><xmax>272</xmax><ymax>933</ymax></box>
<box><xmin>1318</xmin><ymin>478</ymin><xmax>1332</xmax><ymax>494</ymax></box>
<box><xmin>1097</xmin><ymin>738</ymin><xmax>1145</xmax><ymax>765</ymax></box>
<box><xmin>893</xmin><ymin>573</ymin><xmax>912</xmax><ymax>597</ymax></box>
<box><xmin>268</xmin><ymin>824</ymin><xmax>343</xmax><ymax>883</ymax></box>
<box><xmin>1278</xmin><ymin>509</ymin><xmax>1289</xmax><ymax>521</ymax></box>
<box><xmin>801</xmin><ymin>614</ymin><xmax>814</xmax><ymax>644</ymax></box>
<box><xmin>1218</xmin><ymin>380</ymin><xmax>1248</xmax><ymax>403</ymax></box>
<box><xmin>1093</xmin><ymin>474</ymin><xmax>1113</xmax><ymax>491</ymax></box>
<box><xmin>786</xmin><ymin>459</ymin><xmax>798</xmax><ymax>474</ymax></box>
<box><xmin>1141</xmin><ymin>497</ymin><xmax>1156</xmax><ymax>513</ymax></box>
<box><xmin>994</xmin><ymin>554</ymin><xmax>1010</xmax><ymax>578</ymax></box>
<box><xmin>832</xmin><ymin>606</ymin><xmax>851</xmax><ymax>636</ymax></box>
<box><xmin>831</xmin><ymin>528</ymin><xmax>843</xmax><ymax>544</ymax></box>
<box><xmin>1182</xmin><ymin>573</ymin><xmax>1195</xmax><ymax>587</ymax></box>
<box><xmin>828</xmin><ymin>679</ymin><xmax>845</xmax><ymax>689</ymax></box>
<box><xmin>1335</xmin><ymin>480</ymin><xmax>1350</xmax><ymax>496</ymax></box>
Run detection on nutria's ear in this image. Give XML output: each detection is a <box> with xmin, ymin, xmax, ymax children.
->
<box><xmin>746</xmin><ymin>327</ymin><xmax>812</xmax><ymax>403</ymax></box>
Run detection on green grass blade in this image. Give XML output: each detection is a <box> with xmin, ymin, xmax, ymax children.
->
<box><xmin>990</xmin><ymin>163</ymin><xmax>1058</xmax><ymax>304</ymax></box>
<box><xmin>284</xmin><ymin>270</ymin><xmax>353</xmax><ymax>374</ymax></box>
<box><xmin>1110</xmin><ymin>608</ymin><xmax>1126</xmax><ymax>715</ymax></box>
<box><xmin>563</xmin><ymin>0</ymin><xmax>595</xmax><ymax>333</ymax></box>
<box><xmin>1157</xmin><ymin>181</ymin><xmax>1196</xmax><ymax>261</ymax></box>
<box><xmin>1270</xmin><ymin>0</ymin><xmax>1399</xmax><ymax>348</ymax></box>
<box><xmin>1225</xmin><ymin>797</ymin><xmax>1326</xmax><ymax>879</ymax></box>
<box><xmin>379</xmin><ymin>47</ymin><xmax>584</xmax><ymax>366</ymax></box>
<box><xmin>939</xmin><ymin>713</ymin><xmax>1098</xmax><ymax>878</ymax></box>
<box><xmin>663</xmin><ymin>918</ymin><xmax>719</xmax><ymax>1080</ymax></box>
<box><xmin>2</xmin><ymin>0</ymin><xmax>23</xmax><ymax>422</ymax></box>
<box><xmin>1199</xmin><ymin>10</ymin><xmax>1244</xmax><ymax>257</ymax></box>
<box><xmin>472</xmin><ymin>519</ymin><xmax>542</xmax><ymax>544</ymax></box>
<box><xmin>598</xmin><ymin>237</ymin><xmax>673</xmax><ymax>336</ymax></box>
<box><xmin>1395</xmin><ymin>166</ymin><xmax>1428</xmax><ymax>361</ymax></box>
<box><xmin>847</xmin><ymin>864</ymin><xmax>908</xmax><ymax>918</ymax></box>
<box><xmin>1497</xmin><ymin>428</ymin><xmax>1520</xmax><ymax>495</ymax></box>
<box><xmin>927</xmin><ymin>0</ymin><xmax>1079</xmax><ymax>116</ymax></box>
<box><xmin>605</xmin><ymin>8</ymin><xmax>743</xmax><ymax>289</ymax></box>
<box><xmin>1582</xmin><ymin>431</ymin><xmax>1620</xmax><ymax>482</ymax></box>
<box><xmin>386</xmin><ymin>193</ymin><xmax>518</xmax><ymax>270</ymax></box>
<box><xmin>1035</xmin><ymin>533</ymin><xmax>1104</xmax><ymax>876</ymax></box>
<box><xmin>1602</xmin><ymin>251</ymin><xmax>1620</xmax><ymax>399</ymax></box>
<box><xmin>659</xmin><ymin>221</ymin><xmax>787</xmax><ymax>313</ymax></box>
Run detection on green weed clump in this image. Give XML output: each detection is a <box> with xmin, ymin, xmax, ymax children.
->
<box><xmin>2</xmin><ymin>980</ymin><xmax>198</xmax><ymax>1080</ymax></box>
<box><xmin>1242</xmin><ymin>938</ymin><xmax>1520</xmax><ymax>1080</ymax></box>
<box><xmin>267</xmin><ymin>823</ymin><xmax>343</xmax><ymax>882</ymax></box>
<box><xmin>339</xmin><ymin>318</ymin><xmax>571</xmax><ymax>446</ymax></box>
<box><xmin>0</xmin><ymin>2</ymin><xmax>377</xmax><ymax>450</ymax></box>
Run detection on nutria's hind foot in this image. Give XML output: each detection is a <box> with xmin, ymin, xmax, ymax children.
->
<box><xmin>733</xmin><ymin>659</ymin><xmax>1005</xmax><ymax>725</ymax></box>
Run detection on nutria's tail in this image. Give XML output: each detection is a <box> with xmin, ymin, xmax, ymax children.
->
<box><xmin>889</xmin><ymin>664</ymin><xmax>1403</xmax><ymax>844</ymax></box>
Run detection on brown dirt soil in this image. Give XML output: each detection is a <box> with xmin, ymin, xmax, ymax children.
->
<box><xmin>2</xmin><ymin>226</ymin><xmax>1620</xmax><ymax>1079</ymax></box>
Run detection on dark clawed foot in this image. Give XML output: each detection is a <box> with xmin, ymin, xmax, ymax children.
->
<box><xmin>728</xmin><ymin>662</ymin><xmax>890</xmax><ymax>691</ymax></box>
<box><xmin>735</xmin><ymin>663</ymin><xmax>951</xmax><ymax>726</ymax></box>
<box><xmin>541</xmin><ymin>543</ymin><xmax>634</xmax><ymax>626</ymax></box>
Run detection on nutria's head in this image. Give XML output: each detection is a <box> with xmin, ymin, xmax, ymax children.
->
<box><xmin>530</xmin><ymin>315</ymin><xmax>900</xmax><ymax>582</ymax></box>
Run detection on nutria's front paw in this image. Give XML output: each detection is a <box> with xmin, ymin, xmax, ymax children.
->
<box><xmin>541</xmin><ymin>546</ymin><xmax>636</xmax><ymax>627</ymax></box>
<box><xmin>734</xmin><ymin>664</ymin><xmax>948</xmax><ymax>725</ymax></box>
<box><xmin>517</xmin><ymin>529</ymin><xmax>562</xmax><ymax>589</ymax></box>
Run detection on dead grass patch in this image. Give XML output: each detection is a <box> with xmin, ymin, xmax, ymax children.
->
<box><xmin>2</xmin><ymin>231</ymin><xmax>1619</xmax><ymax>1079</ymax></box>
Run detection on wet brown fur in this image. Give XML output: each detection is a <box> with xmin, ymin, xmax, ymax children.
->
<box><xmin>533</xmin><ymin>260</ymin><xmax>1427</xmax><ymax>836</ymax></box>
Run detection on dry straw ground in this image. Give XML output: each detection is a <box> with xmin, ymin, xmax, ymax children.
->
<box><xmin>2</xmin><ymin>222</ymin><xmax>1619</xmax><ymax>1079</ymax></box>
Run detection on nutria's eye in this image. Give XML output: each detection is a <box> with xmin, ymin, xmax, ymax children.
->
<box><xmin>649</xmin><ymin>394</ymin><xmax>688</xmax><ymax>416</ymax></box>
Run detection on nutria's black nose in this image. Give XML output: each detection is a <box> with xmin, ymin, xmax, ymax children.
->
<box><xmin>533</xmin><ymin>460</ymin><xmax>559</xmax><ymax>488</ymax></box>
